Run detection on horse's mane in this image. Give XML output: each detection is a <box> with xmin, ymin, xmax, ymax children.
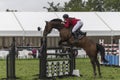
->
<box><xmin>49</xmin><ymin>18</ymin><xmax>64</xmax><ymax>30</ymax></box>
<box><xmin>50</xmin><ymin>18</ymin><xmax>62</xmax><ymax>22</ymax></box>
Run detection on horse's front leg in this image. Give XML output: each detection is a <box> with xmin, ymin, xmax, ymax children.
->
<box><xmin>58</xmin><ymin>39</ymin><xmax>64</xmax><ymax>46</ymax></box>
<box><xmin>58</xmin><ymin>39</ymin><xmax>69</xmax><ymax>47</ymax></box>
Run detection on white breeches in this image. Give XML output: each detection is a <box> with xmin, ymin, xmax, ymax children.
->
<box><xmin>72</xmin><ymin>21</ymin><xmax>83</xmax><ymax>33</ymax></box>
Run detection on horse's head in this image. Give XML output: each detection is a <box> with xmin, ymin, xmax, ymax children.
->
<box><xmin>43</xmin><ymin>18</ymin><xmax>63</xmax><ymax>37</ymax></box>
<box><xmin>43</xmin><ymin>21</ymin><xmax>52</xmax><ymax>36</ymax></box>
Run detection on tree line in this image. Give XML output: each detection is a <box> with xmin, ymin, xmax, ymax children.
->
<box><xmin>43</xmin><ymin>0</ymin><xmax>120</xmax><ymax>12</ymax></box>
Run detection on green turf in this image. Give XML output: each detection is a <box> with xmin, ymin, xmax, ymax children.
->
<box><xmin>0</xmin><ymin>58</ymin><xmax>120</xmax><ymax>80</ymax></box>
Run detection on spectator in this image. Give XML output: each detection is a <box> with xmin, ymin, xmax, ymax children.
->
<box><xmin>32</xmin><ymin>48</ymin><xmax>37</xmax><ymax>58</ymax></box>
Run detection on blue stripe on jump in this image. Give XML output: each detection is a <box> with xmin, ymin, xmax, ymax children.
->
<box><xmin>104</xmin><ymin>54</ymin><xmax>119</xmax><ymax>66</ymax></box>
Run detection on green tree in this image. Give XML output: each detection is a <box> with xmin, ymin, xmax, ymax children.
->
<box><xmin>63</xmin><ymin>0</ymin><xmax>105</xmax><ymax>11</ymax></box>
<box><xmin>85</xmin><ymin>0</ymin><xmax>120</xmax><ymax>11</ymax></box>
<box><xmin>85</xmin><ymin>0</ymin><xmax>104</xmax><ymax>11</ymax></box>
<box><xmin>43</xmin><ymin>0</ymin><xmax>120</xmax><ymax>12</ymax></box>
<box><xmin>43</xmin><ymin>2</ymin><xmax>64</xmax><ymax>12</ymax></box>
<box><xmin>64</xmin><ymin>0</ymin><xmax>86</xmax><ymax>11</ymax></box>
<box><xmin>104</xmin><ymin>0</ymin><xmax>120</xmax><ymax>11</ymax></box>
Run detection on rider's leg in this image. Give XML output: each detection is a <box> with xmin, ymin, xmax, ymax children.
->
<box><xmin>72</xmin><ymin>21</ymin><xmax>82</xmax><ymax>40</ymax></box>
<box><xmin>72</xmin><ymin>32</ymin><xmax>78</xmax><ymax>40</ymax></box>
<box><xmin>72</xmin><ymin>21</ymin><xmax>86</xmax><ymax>36</ymax></box>
<box><xmin>72</xmin><ymin>21</ymin><xmax>82</xmax><ymax>33</ymax></box>
<box><xmin>72</xmin><ymin>21</ymin><xmax>86</xmax><ymax>39</ymax></box>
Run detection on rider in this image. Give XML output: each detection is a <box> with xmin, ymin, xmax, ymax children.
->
<box><xmin>62</xmin><ymin>14</ymin><xmax>86</xmax><ymax>41</ymax></box>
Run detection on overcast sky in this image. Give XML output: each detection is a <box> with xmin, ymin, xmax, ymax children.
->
<box><xmin>0</xmin><ymin>0</ymin><xmax>69</xmax><ymax>12</ymax></box>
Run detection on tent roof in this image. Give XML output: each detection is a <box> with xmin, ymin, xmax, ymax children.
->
<box><xmin>0</xmin><ymin>12</ymin><xmax>120</xmax><ymax>36</ymax></box>
<box><xmin>0</xmin><ymin>12</ymin><xmax>22</xmax><ymax>31</ymax></box>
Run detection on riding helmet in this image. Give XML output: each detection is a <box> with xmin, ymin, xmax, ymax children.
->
<box><xmin>63</xmin><ymin>14</ymin><xmax>69</xmax><ymax>18</ymax></box>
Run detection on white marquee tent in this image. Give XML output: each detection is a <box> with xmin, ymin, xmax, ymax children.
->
<box><xmin>0</xmin><ymin>12</ymin><xmax>120</xmax><ymax>36</ymax></box>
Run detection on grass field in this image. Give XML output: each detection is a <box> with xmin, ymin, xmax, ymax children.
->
<box><xmin>0</xmin><ymin>58</ymin><xmax>120</xmax><ymax>80</ymax></box>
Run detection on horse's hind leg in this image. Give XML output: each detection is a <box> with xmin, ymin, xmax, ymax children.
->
<box><xmin>90</xmin><ymin>59</ymin><xmax>97</xmax><ymax>77</ymax></box>
<box><xmin>96</xmin><ymin>59</ymin><xmax>102</xmax><ymax>77</ymax></box>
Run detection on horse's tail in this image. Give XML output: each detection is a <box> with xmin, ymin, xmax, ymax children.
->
<box><xmin>96</xmin><ymin>43</ymin><xmax>108</xmax><ymax>63</ymax></box>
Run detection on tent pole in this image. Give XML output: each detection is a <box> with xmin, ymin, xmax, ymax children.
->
<box><xmin>95</xmin><ymin>12</ymin><xmax>113</xmax><ymax>51</ymax></box>
<box><xmin>12</xmin><ymin>12</ymin><xmax>25</xmax><ymax>46</ymax></box>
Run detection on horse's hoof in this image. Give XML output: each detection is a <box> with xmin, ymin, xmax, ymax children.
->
<box><xmin>80</xmin><ymin>74</ymin><xmax>83</xmax><ymax>77</ymax></box>
<box><xmin>93</xmin><ymin>73</ymin><xmax>97</xmax><ymax>78</ymax></box>
<box><xmin>99</xmin><ymin>73</ymin><xmax>102</xmax><ymax>78</ymax></box>
<box><xmin>99</xmin><ymin>75</ymin><xmax>102</xmax><ymax>78</ymax></box>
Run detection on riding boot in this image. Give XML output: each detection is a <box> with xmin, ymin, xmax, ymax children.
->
<box><xmin>79</xmin><ymin>30</ymin><xmax>86</xmax><ymax>36</ymax></box>
<box><xmin>72</xmin><ymin>32</ymin><xmax>78</xmax><ymax>42</ymax></box>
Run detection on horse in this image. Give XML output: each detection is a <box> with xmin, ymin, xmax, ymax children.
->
<box><xmin>43</xmin><ymin>18</ymin><xmax>108</xmax><ymax>77</ymax></box>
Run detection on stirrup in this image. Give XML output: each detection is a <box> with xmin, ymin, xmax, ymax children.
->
<box><xmin>79</xmin><ymin>31</ymin><xmax>86</xmax><ymax>35</ymax></box>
